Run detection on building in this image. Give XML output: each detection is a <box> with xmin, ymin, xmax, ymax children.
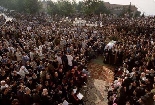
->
<box><xmin>104</xmin><ymin>2</ymin><xmax>138</xmax><ymax>16</ymax></box>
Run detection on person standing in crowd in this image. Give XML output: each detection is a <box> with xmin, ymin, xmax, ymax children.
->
<box><xmin>0</xmin><ymin>9</ymin><xmax>155</xmax><ymax>105</ymax></box>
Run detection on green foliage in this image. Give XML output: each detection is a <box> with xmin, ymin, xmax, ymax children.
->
<box><xmin>0</xmin><ymin>0</ymin><xmax>110</xmax><ymax>15</ymax></box>
<box><xmin>47</xmin><ymin>1</ymin><xmax>58</xmax><ymax>15</ymax></box>
<box><xmin>47</xmin><ymin>0</ymin><xmax>110</xmax><ymax>16</ymax></box>
<box><xmin>134</xmin><ymin>11</ymin><xmax>141</xmax><ymax>17</ymax></box>
<box><xmin>24</xmin><ymin>0</ymin><xmax>40</xmax><ymax>14</ymax></box>
<box><xmin>58</xmin><ymin>0</ymin><xmax>75</xmax><ymax>16</ymax></box>
<box><xmin>0</xmin><ymin>0</ymin><xmax>41</xmax><ymax>14</ymax></box>
<box><xmin>94</xmin><ymin>1</ymin><xmax>110</xmax><ymax>14</ymax></box>
<box><xmin>76</xmin><ymin>1</ymin><xmax>85</xmax><ymax>14</ymax></box>
<box><xmin>47</xmin><ymin>0</ymin><xmax>75</xmax><ymax>16</ymax></box>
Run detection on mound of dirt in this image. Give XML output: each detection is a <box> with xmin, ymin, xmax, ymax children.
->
<box><xmin>87</xmin><ymin>62</ymin><xmax>114</xmax><ymax>82</ymax></box>
<box><xmin>81</xmin><ymin>62</ymin><xmax>114</xmax><ymax>105</ymax></box>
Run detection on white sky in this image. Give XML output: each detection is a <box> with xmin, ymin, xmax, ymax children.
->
<box><xmin>50</xmin><ymin>0</ymin><xmax>155</xmax><ymax>16</ymax></box>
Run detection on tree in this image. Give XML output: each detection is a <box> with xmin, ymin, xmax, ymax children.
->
<box><xmin>75</xmin><ymin>1</ymin><xmax>85</xmax><ymax>14</ymax></box>
<box><xmin>47</xmin><ymin>0</ymin><xmax>75</xmax><ymax>16</ymax></box>
<box><xmin>0</xmin><ymin>0</ymin><xmax>8</xmax><ymax>7</ymax></box>
<box><xmin>94</xmin><ymin>1</ymin><xmax>110</xmax><ymax>15</ymax></box>
<box><xmin>134</xmin><ymin>11</ymin><xmax>141</xmax><ymax>17</ymax></box>
<box><xmin>0</xmin><ymin>0</ymin><xmax>111</xmax><ymax>16</ymax></box>
<box><xmin>0</xmin><ymin>0</ymin><xmax>41</xmax><ymax>14</ymax></box>
<box><xmin>47</xmin><ymin>1</ymin><xmax>58</xmax><ymax>15</ymax></box>
<box><xmin>24</xmin><ymin>0</ymin><xmax>41</xmax><ymax>14</ymax></box>
<box><xmin>82</xmin><ymin>0</ymin><xmax>110</xmax><ymax>15</ymax></box>
<box><xmin>83</xmin><ymin>0</ymin><xmax>99</xmax><ymax>15</ymax></box>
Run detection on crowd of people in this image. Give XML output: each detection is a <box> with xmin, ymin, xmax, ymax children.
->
<box><xmin>0</xmin><ymin>9</ymin><xmax>109</xmax><ymax>105</ymax></box>
<box><xmin>105</xmin><ymin>17</ymin><xmax>155</xmax><ymax>104</ymax></box>
<box><xmin>0</xmin><ymin>9</ymin><xmax>155</xmax><ymax>105</ymax></box>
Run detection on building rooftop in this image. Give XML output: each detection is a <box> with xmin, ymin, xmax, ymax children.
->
<box><xmin>104</xmin><ymin>2</ymin><xmax>138</xmax><ymax>11</ymax></box>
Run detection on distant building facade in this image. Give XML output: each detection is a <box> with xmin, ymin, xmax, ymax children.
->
<box><xmin>104</xmin><ymin>2</ymin><xmax>138</xmax><ymax>16</ymax></box>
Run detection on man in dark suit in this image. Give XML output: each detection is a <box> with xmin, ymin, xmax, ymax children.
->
<box><xmin>153</xmin><ymin>94</ymin><xmax>155</xmax><ymax>105</ymax></box>
<box><xmin>23</xmin><ymin>87</ymin><xmax>33</xmax><ymax>105</ymax></box>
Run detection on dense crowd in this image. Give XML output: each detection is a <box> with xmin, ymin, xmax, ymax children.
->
<box><xmin>0</xmin><ymin>10</ymin><xmax>155</xmax><ymax>105</ymax></box>
<box><xmin>105</xmin><ymin>17</ymin><xmax>155</xmax><ymax>105</ymax></box>
<box><xmin>0</xmin><ymin>11</ymin><xmax>106</xmax><ymax>105</ymax></box>
<box><xmin>0</xmin><ymin>14</ymin><xmax>6</xmax><ymax>25</ymax></box>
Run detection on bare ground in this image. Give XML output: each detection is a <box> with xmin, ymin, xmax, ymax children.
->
<box><xmin>80</xmin><ymin>57</ymin><xmax>114</xmax><ymax>105</ymax></box>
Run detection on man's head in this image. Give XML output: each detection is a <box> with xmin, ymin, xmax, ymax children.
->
<box><xmin>25</xmin><ymin>87</ymin><xmax>31</xmax><ymax>94</ymax></box>
<box><xmin>42</xmin><ymin>88</ymin><xmax>48</xmax><ymax>95</ymax></box>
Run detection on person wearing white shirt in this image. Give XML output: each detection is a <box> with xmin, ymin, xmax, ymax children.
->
<box><xmin>8</xmin><ymin>46</ymin><xmax>15</xmax><ymax>54</ymax></box>
<box><xmin>37</xmin><ymin>50</ymin><xmax>44</xmax><ymax>60</ymax></box>
<box><xmin>55</xmin><ymin>53</ymin><xmax>62</xmax><ymax>65</ymax></box>
<box><xmin>15</xmin><ymin>48</ymin><xmax>22</xmax><ymax>61</ymax></box>
<box><xmin>18</xmin><ymin>66</ymin><xmax>29</xmax><ymax>79</ymax></box>
<box><xmin>66</xmin><ymin>53</ymin><xmax>73</xmax><ymax>70</ymax></box>
<box><xmin>0</xmin><ymin>80</ymin><xmax>8</xmax><ymax>90</ymax></box>
<box><xmin>29</xmin><ymin>50</ymin><xmax>34</xmax><ymax>61</ymax></box>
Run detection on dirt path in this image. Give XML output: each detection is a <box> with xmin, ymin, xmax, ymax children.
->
<box><xmin>81</xmin><ymin>57</ymin><xmax>114</xmax><ymax>105</ymax></box>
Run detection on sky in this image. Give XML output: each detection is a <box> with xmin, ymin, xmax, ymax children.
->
<box><xmin>50</xmin><ymin>0</ymin><xmax>155</xmax><ymax>16</ymax></box>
